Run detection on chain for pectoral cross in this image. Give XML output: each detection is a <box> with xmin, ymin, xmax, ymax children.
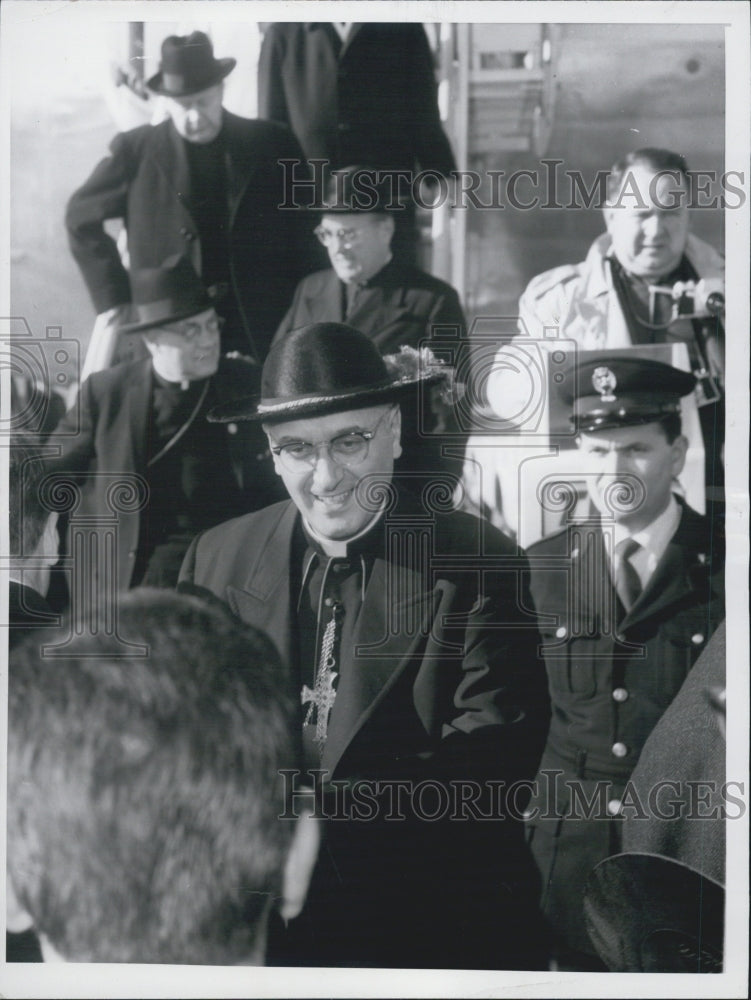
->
<box><xmin>302</xmin><ymin>601</ymin><xmax>342</xmax><ymax>755</ymax></box>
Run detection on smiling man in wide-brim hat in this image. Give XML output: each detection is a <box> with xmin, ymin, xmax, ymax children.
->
<box><xmin>179</xmin><ymin>320</ymin><xmax>551</xmax><ymax>971</ymax></box>
<box><xmin>210</xmin><ymin>321</ymin><xmax>447</xmax><ymax>542</ymax></box>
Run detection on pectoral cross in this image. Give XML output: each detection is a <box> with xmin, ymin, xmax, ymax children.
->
<box><xmin>302</xmin><ymin>668</ymin><xmax>338</xmax><ymax>754</ymax></box>
<box><xmin>302</xmin><ymin>603</ymin><xmax>342</xmax><ymax>754</ymax></box>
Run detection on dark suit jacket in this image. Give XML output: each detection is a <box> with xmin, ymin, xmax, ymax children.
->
<box><xmin>257</xmin><ymin>23</ymin><xmax>456</xmax><ymax>175</ymax></box>
<box><xmin>180</xmin><ymin>490</ymin><xmax>548</xmax><ymax>782</ymax></box>
<box><xmin>65</xmin><ymin>112</ymin><xmax>314</xmax><ymax>362</ymax></box>
<box><xmin>180</xmin><ymin>488</ymin><xmax>550</xmax><ymax>968</ymax></box>
<box><xmin>273</xmin><ymin>259</ymin><xmax>466</xmax><ymax>354</ymax></box>
<box><xmin>49</xmin><ymin>356</ymin><xmax>280</xmax><ymax>593</ymax></box>
<box><xmin>523</xmin><ymin>499</ymin><xmax>725</xmax><ymax>955</ymax></box>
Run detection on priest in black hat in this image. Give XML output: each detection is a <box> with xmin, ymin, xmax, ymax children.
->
<box><xmin>66</xmin><ymin>30</ymin><xmax>315</xmax><ymax>368</ymax></box>
<box><xmin>49</xmin><ymin>255</ymin><xmax>281</xmax><ymax>596</ymax></box>
<box><xmin>521</xmin><ymin>354</ymin><xmax>725</xmax><ymax>970</ymax></box>
<box><xmin>179</xmin><ymin>321</ymin><xmax>551</xmax><ymax>970</ymax></box>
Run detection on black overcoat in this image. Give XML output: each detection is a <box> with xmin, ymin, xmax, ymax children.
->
<box><xmin>65</xmin><ymin>112</ymin><xmax>313</xmax><ymax>362</ymax></box>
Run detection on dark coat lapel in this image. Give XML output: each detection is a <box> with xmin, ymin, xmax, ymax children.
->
<box><xmin>222</xmin><ymin>112</ymin><xmax>257</xmax><ymax>228</ymax></box>
<box><xmin>117</xmin><ymin>359</ymin><xmax>152</xmax><ymax>474</ymax></box>
<box><xmin>224</xmin><ymin>503</ymin><xmax>298</xmax><ymax>671</ymax></box>
<box><xmin>152</xmin><ymin>121</ymin><xmax>194</xmax><ymax>217</ymax></box>
<box><xmin>302</xmin><ymin>271</ymin><xmax>344</xmax><ymax>323</ymax></box>
<box><xmin>620</xmin><ymin>504</ymin><xmax>714</xmax><ymax>630</ymax></box>
<box><xmin>321</xmin><ymin>545</ymin><xmax>441</xmax><ymax>775</ymax></box>
<box><xmin>339</xmin><ymin>23</ymin><xmax>363</xmax><ymax>60</ymax></box>
<box><xmin>346</xmin><ymin>283</ymin><xmax>411</xmax><ymax>338</ymax></box>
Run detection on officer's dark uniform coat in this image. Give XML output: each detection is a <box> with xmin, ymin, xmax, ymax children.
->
<box><xmin>523</xmin><ymin>498</ymin><xmax>724</xmax><ymax>956</ymax></box>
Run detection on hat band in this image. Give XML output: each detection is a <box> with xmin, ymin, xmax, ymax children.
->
<box><xmin>134</xmin><ymin>293</ymin><xmax>211</xmax><ymax>326</ymax></box>
<box><xmin>161</xmin><ymin>69</ymin><xmax>217</xmax><ymax>94</ymax></box>
<box><xmin>257</xmin><ymin>380</ymin><xmax>398</xmax><ymax>415</ymax></box>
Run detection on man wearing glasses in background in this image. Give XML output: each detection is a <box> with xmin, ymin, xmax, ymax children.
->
<box><xmin>50</xmin><ymin>255</ymin><xmax>280</xmax><ymax>596</ymax></box>
<box><xmin>274</xmin><ymin>166</ymin><xmax>465</xmax><ymax>356</ymax></box>
<box><xmin>180</xmin><ymin>321</ymin><xmax>550</xmax><ymax>971</ymax></box>
<box><xmin>273</xmin><ymin>166</ymin><xmax>467</xmax><ymax>479</ymax></box>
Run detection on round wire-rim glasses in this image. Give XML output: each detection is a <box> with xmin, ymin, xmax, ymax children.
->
<box><xmin>270</xmin><ymin>409</ymin><xmax>393</xmax><ymax>472</ymax></box>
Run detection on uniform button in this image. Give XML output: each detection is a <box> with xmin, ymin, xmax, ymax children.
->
<box><xmin>691</xmin><ymin>633</ymin><xmax>705</xmax><ymax>645</ymax></box>
<box><xmin>337</xmin><ymin>122</ymin><xmax>351</xmax><ymax>131</ymax></box>
<box><xmin>612</xmin><ymin>687</ymin><xmax>629</xmax><ymax>703</ymax></box>
<box><xmin>607</xmin><ymin>798</ymin><xmax>622</xmax><ymax>816</ymax></box>
<box><xmin>555</xmin><ymin>625</ymin><xmax>567</xmax><ymax>639</ymax></box>
<box><xmin>324</xmin><ymin>597</ymin><xmax>335</xmax><ymax>607</ymax></box>
<box><xmin>226</xmin><ymin>423</ymin><xmax>238</xmax><ymax>435</ymax></box>
<box><xmin>611</xmin><ymin>741</ymin><xmax>628</xmax><ymax>758</ymax></box>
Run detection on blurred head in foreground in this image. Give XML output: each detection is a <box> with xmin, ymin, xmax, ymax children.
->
<box><xmin>7</xmin><ymin>590</ymin><xmax>319</xmax><ymax>964</ymax></box>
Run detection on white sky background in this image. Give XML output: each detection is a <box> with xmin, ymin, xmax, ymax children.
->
<box><xmin>8</xmin><ymin>15</ymin><xmax>261</xmax><ymax>122</ymax></box>
<box><xmin>0</xmin><ymin>2</ymin><xmax>748</xmax><ymax>998</ymax></box>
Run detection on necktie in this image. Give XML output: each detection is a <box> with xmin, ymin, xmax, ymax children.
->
<box><xmin>614</xmin><ymin>538</ymin><xmax>642</xmax><ymax>614</ymax></box>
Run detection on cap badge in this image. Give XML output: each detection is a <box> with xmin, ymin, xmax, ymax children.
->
<box><xmin>592</xmin><ymin>366</ymin><xmax>617</xmax><ymax>401</ymax></box>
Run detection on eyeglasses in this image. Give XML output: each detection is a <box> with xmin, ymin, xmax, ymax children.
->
<box><xmin>270</xmin><ymin>410</ymin><xmax>392</xmax><ymax>473</ymax></box>
<box><xmin>162</xmin><ymin>315</ymin><xmax>224</xmax><ymax>342</ymax></box>
<box><xmin>314</xmin><ymin>224</ymin><xmax>369</xmax><ymax>247</ymax></box>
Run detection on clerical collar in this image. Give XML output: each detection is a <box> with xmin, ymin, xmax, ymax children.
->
<box><xmin>302</xmin><ymin>505</ymin><xmax>386</xmax><ymax>558</ymax></box>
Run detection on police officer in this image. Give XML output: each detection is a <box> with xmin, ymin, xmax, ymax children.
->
<box><xmin>523</xmin><ymin>355</ymin><xmax>725</xmax><ymax>968</ymax></box>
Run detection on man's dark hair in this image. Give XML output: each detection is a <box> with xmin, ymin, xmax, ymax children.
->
<box><xmin>7</xmin><ymin>590</ymin><xmax>297</xmax><ymax>964</ymax></box>
<box><xmin>606</xmin><ymin>147</ymin><xmax>689</xmax><ymax>202</ymax></box>
<box><xmin>656</xmin><ymin>412</ymin><xmax>682</xmax><ymax>444</ymax></box>
<box><xmin>9</xmin><ymin>441</ymin><xmax>50</xmax><ymax>557</ymax></box>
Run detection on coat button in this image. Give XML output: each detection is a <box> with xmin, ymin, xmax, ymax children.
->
<box><xmin>691</xmin><ymin>633</ymin><xmax>705</xmax><ymax>645</ymax></box>
<box><xmin>555</xmin><ymin>625</ymin><xmax>567</xmax><ymax>639</ymax></box>
<box><xmin>607</xmin><ymin>798</ymin><xmax>622</xmax><ymax>816</ymax></box>
<box><xmin>611</xmin><ymin>741</ymin><xmax>628</xmax><ymax>758</ymax></box>
<box><xmin>227</xmin><ymin>423</ymin><xmax>238</xmax><ymax>435</ymax></box>
<box><xmin>324</xmin><ymin>597</ymin><xmax>335</xmax><ymax>607</ymax></box>
<box><xmin>612</xmin><ymin>687</ymin><xmax>629</xmax><ymax>702</ymax></box>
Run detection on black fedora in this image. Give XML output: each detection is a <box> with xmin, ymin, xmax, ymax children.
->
<box><xmin>147</xmin><ymin>31</ymin><xmax>236</xmax><ymax>98</ymax></box>
<box><xmin>120</xmin><ymin>254</ymin><xmax>220</xmax><ymax>335</ymax></box>
<box><xmin>208</xmin><ymin>323</ymin><xmax>446</xmax><ymax>423</ymax></box>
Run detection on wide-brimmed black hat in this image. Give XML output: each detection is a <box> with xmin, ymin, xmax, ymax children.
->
<box><xmin>208</xmin><ymin>323</ymin><xmax>445</xmax><ymax>423</ymax></box>
<box><xmin>147</xmin><ymin>31</ymin><xmax>236</xmax><ymax>97</ymax></box>
<box><xmin>120</xmin><ymin>254</ymin><xmax>219</xmax><ymax>335</ymax></box>
<box><xmin>313</xmin><ymin>165</ymin><xmax>401</xmax><ymax>214</ymax></box>
<box><xmin>584</xmin><ymin>853</ymin><xmax>724</xmax><ymax>972</ymax></box>
<box><xmin>559</xmin><ymin>353</ymin><xmax>696</xmax><ymax>433</ymax></box>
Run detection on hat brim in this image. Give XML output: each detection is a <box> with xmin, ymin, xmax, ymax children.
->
<box><xmin>146</xmin><ymin>57</ymin><xmax>236</xmax><ymax>97</ymax></box>
<box><xmin>584</xmin><ymin>853</ymin><xmax>724</xmax><ymax>972</ymax></box>
<box><xmin>207</xmin><ymin>371</ymin><xmax>446</xmax><ymax>424</ymax></box>
<box><xmin>120</xmin><ymin>302</ymin><xmax>215</xmax><ymax>335</ymax></box>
